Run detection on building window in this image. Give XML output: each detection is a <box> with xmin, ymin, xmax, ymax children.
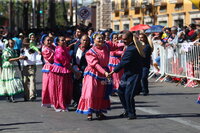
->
<box><xmin>115</xmin><ymin>10</ymin><xmax>119</xmax><ymax>17</ymax></box>
<box><xmin>160</xmin><ymin>5</ymin><xmax>167</xmax><ymax>12</ymax></box>
<box><xmin>192</xmin><ymin>4</ymin><xmax>198</xmax><ymax>9</ymax></box>
<box><xmin>133</xmin><ymin>23</ymin><xmax>139</xmax><ymax>26</ymax></box>
<box><xmin>114</xmin><ymin>25</ymin><xmax>120</xmax><ymax>31</ymax></box>
<box><xmin>174</xmin><ymin>19</ymin><xmax>183</xmax><ymax>28</ymax></box>
<box><xmin>135</xmin><ymin>7</ymin><xmax>140</xmax><ymax>14</ymax></box>
<box><xmin>121</xmin><ymin>0</ymin><xmax>125</xmax><ymax>9</ymax></box>
<box><xmin>131</xmin><ymin>0</ymin><xmax>135</xmax><ymax>7</ymax></box>
<box><xmin>112</xmin><ymin>1</ymin><xmax>115</xmax><ymax>11</ymax></box>
<box><xmin>124</xmin><ymin>9</ymin><xmax>129</xmax><ymax>16</ymax></box>
<box><xmin>123</xmin><ymin>24</ymin><xmax>129</xmax><ymax>30</ymax></box>
<box><xmin>159</xmin><ymin>21</ymin><xmax>167</xmax><ymax>27</ymax></box>
<box><xmin>125</xmin><ymin>0</ymin><xmax>128</xmax><ymax>9</ymax></box>
<box><xmin>175</xmin><ymin>3</ymin><xmax>183</xmax><ymax>10</ymax></box>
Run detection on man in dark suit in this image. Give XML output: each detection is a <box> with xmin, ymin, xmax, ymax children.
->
<box><xmin>72</xmin><ymin>35</ymin><xmax>91</xmax><ymax>108</ymax></box>
<box><xmin>108</xmin><ymin>31</ymin><xmax>143</xmax><ymax>119</ymax></box>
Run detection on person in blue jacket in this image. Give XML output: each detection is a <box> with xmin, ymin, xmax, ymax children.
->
<box><xmin>108</xmin><ymin>31</ymin><xmax>143</xmax><ymax>120</ymax></box>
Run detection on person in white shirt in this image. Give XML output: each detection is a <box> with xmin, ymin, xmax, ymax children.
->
<box><xmin>21</xmin><ymin>37</ymin><xmax>37</xmax><ymax>101</ymax></box>
<box><xmin>0</xmin><ymin>35</ymin><xmax>5</xmax><ymax>73</ymax></box>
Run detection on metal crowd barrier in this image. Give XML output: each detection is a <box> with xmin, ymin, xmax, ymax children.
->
<box><xmin>149</xmin><ymin>41</ymin><xmax>200</xmax><ymax>87</ymax></box>
<box><xmin>148</xmin><ymin>40</ymin><xmax>166</xmax><ymax>82</ymax></box>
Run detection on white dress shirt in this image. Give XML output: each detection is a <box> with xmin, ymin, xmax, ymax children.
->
<box><xmin>21</xmin><ymin>48</ymin><xmax>37</xmax><ymax>66</ymax></box>
<box><xmin>76</xmin><ymin>47</ymin><xmax>83</xmax><ymax>65</ymax></box>
<box><xmin>0</xmin><ymin>40</ymin><xmax>5</xmax><ymax>53</ymax></box>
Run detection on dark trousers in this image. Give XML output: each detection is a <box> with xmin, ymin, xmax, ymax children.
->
<box><xmin>118</xmin><ymin>74</ymin><xmax>141</xmax><ymax>117</ymax></box>
<box><xmin>141</xmin><ymin>67</ymin><xmax>150</xmax><ymax>94</ymax></box>
<box><xmin>73</xmin><ymin>78</ymin><xmax>82</xmax><ymax>104</ymax></box>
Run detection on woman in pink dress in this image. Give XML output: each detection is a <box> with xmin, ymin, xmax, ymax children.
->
<box><xmin>41</xmin><ymin>36</ymin><xmax>55</xmax><ymax>107</ymax></box>
<box><xmin>107</xmin><ymin>33</ymin><xmax>124</xmax><ymax>95</ymax></box>
<box><xmin>197</xmin><ymin>95</ymin><xmax>200</xmax><ymax>104</ymax></box>
<box><xmin>76</xmin><ymin>33</ymin><xmax>124</xmax><ymax>120</ymax></box>
<box><xmin>49</xmin><ymin>36</ymin><xmax>80</xmax><ymax>112</ymax></box>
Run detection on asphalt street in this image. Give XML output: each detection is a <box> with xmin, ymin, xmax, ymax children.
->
<box><xmin>0</xmin><ymin>65</ymin><xmax>200</xmax><ymax>133</ymax></box>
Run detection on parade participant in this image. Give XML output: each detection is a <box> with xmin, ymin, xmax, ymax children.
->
<box><xmin>104</xmin><ymin>31</ymin><xmax>111</xmax><ymax>41</ymax></box>
<box><xmin>29</xmin><ymin>33</ymin><xmax>41</xmax><ymax>55</ymax></box>
<box><xmin>0</xmin><ymin>34</ymin><xmax>5</xmax><ymax>73</ymax></box>
<box><xmin>72</xmin><ymin>35</ymin><xmax>91</xmax><ymax>108</ymax></box>
<box><xmin>107</xmin><ymin>32</ymin><xmax>124</xmax><ymax>96</ymax></box>
<box><xmin>88</xmin><ymin>27</ymin><xmax>94</xmax><ymax>38</ymax></box>
<box><xmin>76</xmin><ymin>33</ymin><xmax>123</xmax><ymax>120</ymax></box>
<box><xmin>197</xmin><ymin>95</ymin><xmax>200</xmax><ymax>104</ymax></box>
<box><xmin>41</xmin><ymin>35</ymin><xmax>55</xmax><ymax>107</ymax></box>
<box><xmin>12</xmin><ymin>33</ymin><xmax>22</xmax><ymax>56</ymax></box>
<box><xmin>76</xmin><ymin>33</ymin><xmax>111</xmax><ymax>120</ymax></box>
<box><xmin>21</xmin><ymin>37</ymin><xmax>38</xmax><ymax>101</ymax></box>
<box><xmin>138</xmin><ymin>33</ymin><xmax>152</xmax><ymax>96</ymax></box>
<box><xmin>0</xmin><ymin>39</ymin><xmax>26</xmax><ymax>102</ymax></box>
<box><xmin>49</xmin><ymin>36</ymin><xmax>81</xmax><ymax>112</ymax></box>
<box><xmin>108</xmin><ymin>31</ymin><xmax>143</xmax><ymax>120</ymax></box>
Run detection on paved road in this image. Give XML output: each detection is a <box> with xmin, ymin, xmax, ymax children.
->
<box><xmin>0</xmin><ymin>65</ymin><xmax>200</xmax><ymax>133</ymax></box>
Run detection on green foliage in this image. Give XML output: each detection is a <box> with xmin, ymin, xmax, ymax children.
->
<box><xmin>55</xmin><ymin>2</ymin><xmax>69</xmax><ymax>26</ymax></box>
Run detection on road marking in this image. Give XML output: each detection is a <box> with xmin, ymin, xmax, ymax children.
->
<box><xmin>111</xmin><ymin>98</ymin><xmax>200</xmax><ymax>131</ymax></box>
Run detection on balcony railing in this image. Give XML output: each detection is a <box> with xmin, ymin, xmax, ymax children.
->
<box><xmin>169</xmin><ymin>0</ymin><xmax>183</xmax><ymax>4</ymax></box>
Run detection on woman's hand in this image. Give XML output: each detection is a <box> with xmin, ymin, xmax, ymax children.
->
<box><xmin>105</xmin><ymin>72</ymin><xmax>109</xmax><ymax>78</ymax></box>
<box><xmin>18</xmin><ymin>56</ymin><xmax>27</xmax><ymax>60</ymax></box>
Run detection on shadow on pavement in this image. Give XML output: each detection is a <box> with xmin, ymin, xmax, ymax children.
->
<box><xmin>149</xmin><ymin>93</ymin><xmax>199</xmax><ymax>96</ymax></box>
<box><xmin>138</xmin><ymin>113</ymin><xmax>200</xmax><ymax>119</ymax></box>
<box><xmin>0</xmin><ymin>127</ymin><xmax>19</xmax><ymax>131</ymax></box>
<box><xmin>0</xmin><ymin>121</ymin><xmax>43</xmax><ymax>126</ymax></box>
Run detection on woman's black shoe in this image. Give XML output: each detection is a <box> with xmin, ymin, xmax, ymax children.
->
<box><xmin>87</xmin><ymin>114</ymin><xmax>93</xmax><ymax>121</ymax></box>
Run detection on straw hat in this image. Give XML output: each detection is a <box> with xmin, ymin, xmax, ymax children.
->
<box><xmin>147</xmin><ymin>35</ymin><xmax>154</xmax><ymax>52</ymax></box>
<box><xmin>133</xmin><ymin>35</ymin><xmax>146</xmax><ymax>58</ymax></box>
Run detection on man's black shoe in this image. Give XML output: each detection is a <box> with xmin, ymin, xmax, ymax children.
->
<box><xmin>119</xmin><ymin>112</ymin><xmax>128</xmax><ymax>118</ymax></box>
<box><xmin>128</xmin><ymin>115</ymin><xmax>137</xmax><ymax>120</ymax></box>
<box><xmin>143</xmin><ymin>93</ymin><xmax>149</xmax><ymax>96</ymax></box>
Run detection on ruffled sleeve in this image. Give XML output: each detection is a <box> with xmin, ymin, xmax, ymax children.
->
<box><xmin>2</xmin><ymin>50</ymin><xmax>11</xmax><ymax>61</ymax></box>
<box><xmin>86</xmin><ymin>50</ymin><xmax>106</xmax><ymax>75</ymax></box>
<box><xmin>42</xmin><ymin>47</ymin><xmax>54</xmax><ymax>63</ymax></box>
<box><xmin>107</xmin><ymin>41</ymin><xmax>124</xmax><ymax>51</ymax></box>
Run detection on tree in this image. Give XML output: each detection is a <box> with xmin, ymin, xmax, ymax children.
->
<box><xmin>61</xmin><ymin>0</ymin><xmax>69</xmax><ymax>25</ymax></box>
<box><xmin>47</xmin><ymin>0</ymin><xmax>56</xmax><ymax>28</ymax></box>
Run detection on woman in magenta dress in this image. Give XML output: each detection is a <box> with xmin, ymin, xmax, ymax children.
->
<box><xmin>49</xmin><ymin>36</ymin><xmax>80</xmax><ymax>112</ymax></box>
<box><xmin>41</xmin><ymin>36</ymin><xmax>55</xmax><ymax>107</ymax></box>
<box><xmin>107</xmin><ymin>33</ymin><xmax>124</xmax><ymax>95</ymax></box>
<box><xmin>76</xmin><ymin>33</ymin><xmax>124</xmax><ymax>120</ymax></box>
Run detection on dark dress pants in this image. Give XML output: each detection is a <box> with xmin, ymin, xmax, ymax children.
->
<box><xmin>141</xmin><ymin>67</ymin><xmax>150</xmax><ymax>94</ymax></box>
<box><xmin>118</xmin><ymin>74</ymin><xmax>141</xmax><ymax>117</ymax></box>
<box><xmin>73</xmin><ymin>77</ymin><xmax>82</xmax><ymax>104</ymax></box>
